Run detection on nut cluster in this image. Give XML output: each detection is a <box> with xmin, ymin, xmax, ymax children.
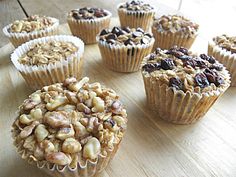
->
<box><xmin>142</xmin><ymin>46</ymin><xmax>230</xmax><ymax>93</ymax></box>
<box><xmin>9</xmin><ymin>15</ymin><xmax>54</xmax><ymax>33</ymax></box>
<box><xmin>12</xmin><ymin>77</ymin><xmax>127</xmax><ymax>167</ymax></box>
<box><xmin>99</xmin><ymin>26</ymin><xmax>153</xmax><ymax>45</ymax></box>
<box><xmin>119</xmin><ymin>0</ymin><xmax>154</xmax><ymax>11</ymax></box>
<box><xmin>213</xmin><ymin>34</ymin><xmax>236</xmax><ymax>54</ymax></box>
<box><xmin>69</xmin><ymin>7</ymin><xmax>108</xmax><ymax>20</ymax></box>
<box><xmin>18</xmin><ymin>41</ymin><xmax>78</xmax><ymax>66</ymax></box>
<box><xmin>153</xmin><ymin>15</ymin><xmax>199</xmax><ymax>36</ymax></box>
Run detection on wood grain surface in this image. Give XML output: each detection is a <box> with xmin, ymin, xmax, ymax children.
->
<box><xmin>0</xmin><ymin>18</ymin><xmax>236</xmax><ymax>177</ymax></box>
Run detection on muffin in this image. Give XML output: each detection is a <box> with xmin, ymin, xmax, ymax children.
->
<box><xmin>152</xmin><ymin>15</ymin><xmax>199</xmax><ymax>50</ymax></box>
<box><xmin>3</xmin><ymin>15</ymin><xmax>59</xmax><ymax>47</ymax></box>
<box><xmin>12</xmin><ymin>77</ymin><xmax>128</xmax><ymax>177</ymax></box>
<box><xmin>11</xmin><ymin>35</ymin><xmax>84</xmax><ymax>90</ymax></box>
<box><xmin>97</xmin><ymin>26</ymin><xmax>154</xmax><ymax>72</ymax></box>
<box><xmin>117</xmin><ymin>0</ymin><xmax>155</xmax><ymax>32</ymax></box>
<box><xmin>141</xmin><ymin>46</ymin><xmax>230</xmax><ymax>124</ymax></box>
<box><xmin>208</xmin><ymin>34</ymin><xmax>236</xmax><ymax>86</ymax></box>
<box><xmin>67</xmin><ymin>7</ymin><xmax>112</xmax><ymax>44</ymax></box>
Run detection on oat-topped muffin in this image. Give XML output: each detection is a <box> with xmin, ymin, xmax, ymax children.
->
<box><xmin>98</xmin><ymin>27</ymin><xmax>153</xmax><ymax>45</ymax></box>
<box><xmin>3</xmin><ymin>15</ymin><xmax>59</xmax><ymax>47</ymax></box>
<box><xmin>11</xmin><ymin>35</ymin><xmax>84</xmax><ymax>90</ymax></box>
<box><xmin>117</xmin><ymin>0</ymin><xmax>155</xmax><ymax>31</ymax></box>
<box><xmin>18</xmin><ymin>41</ymin><xmax>78</xmax><ymax>66</ymax></box>
<box><xmin>69</xmin><ymin>7</ymin><xmax>109</xmax><ymax>20</ymax></box>
<box><xmin>97</xmin><ymin>26</ymin><xmax>154</xmax><ymax>72</ymax></box>
<box><xmin>12</xmin><ymin>77</ymin><xmax>127</xmax><ymax>177</ymax></box>
<box><xmin>152</xmin><ymin>15</ymin><xmax>199</xmax><ymax>49</ymax></box>
<box><xmin>208</xmin><ymin>34</ymin><xmax>236</xmax><ymax>86</ymax></box>
<box><xmin>9</xmin><ymin>15</ymin><xmax>55</xmax><ymax>33</ymax></box>
<box><xmin>67</xmin><ymin>7</ymin><xmax>112</xmax><ymax>44</ymax></box>
<box><xmin>141</xmin><ymin>46</ymin><xmax>230</xmax><ymax>124</ymax></box>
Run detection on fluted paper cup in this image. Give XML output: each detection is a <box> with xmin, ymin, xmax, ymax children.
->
<box><xmin>97</xmin><ymin>37</ymin><xmax>155</xmax><ymax>73</ymax></box>
<box><xmin>117</xmin><ymin>5</ymin><xmax>155</xmax><ymax>32</ymax></box>
<box><xmin>12</xmin><ymin>124</ymin><xmax>122</xmax><ymax>177</ymax></box>
<box><xmin>11</xmin><ymin>35</ymin><xmax>84</xmax><ymax>90</ymax></box>
<box><xmin>152</xmin><ymin>26</ymin><xmax>197</xmax><ymax>50</ymax></box>
<box><xmin>67</xmin><ymin>10</ymin><xmax>112</xmax><ymax>44</ymax></box>
<box><xmin>208</xmin><ymin>40</ymin><xmax>236</xmax><ymax>86</ymax></box>
<box><xmin>2</xmin><ymin>17</ymin><xmax>59</xmax><ymax>48</ymax></box>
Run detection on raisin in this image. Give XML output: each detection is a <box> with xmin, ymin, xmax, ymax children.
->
<box><xmin>215</xmin><ymin>76</ymin><xmax>224</xmax><ymax>86</ymax></box>
<box><xmin>111</xmin><ymin>27</ymin><xmax>124</xmax><ymax>36</ymax></box>
<box><xmin>169</xmin><ymin>77</ymin><xmax>183</xmax><ymax>90</ymax></box>
<box><xmin>149</xmin><ymin>53</ymin><xmax>156</xmax><ymax>60</ymax></box>
<box><xmin>200</xmin><ymin>54</ymin><xmax>216</xmax><ymax>64</ymax></box>
<box><xmin>106</xmin><ymin>34</ymin><xmax>116</xmax><ymax>40</ymax></box>
<box><xmin>194</xmin><ymin>73</ymin><xmax>209</xmax><ymax>88</ymax></box>
<box><xmin>195</xmin><ymin>58</ymin><xmax>207</xmax><ymax>68</ymax></box>
<box><xmin>124</xmin><ymin>39</ymin><xmax>134</xmax><ymax>46</ymax></box>
<box><xmin>179</xmin><ymin>55</ymin><xmax>192</xmax><ymax>60</ymax></box>
<box><xmin>136</xmin><ymin>27</ymin><xmax>144</xmax><ymax>33</ymax></box>
<box><xmin>161</xmin><ymin>58</ymin><xmax>175</xmax><ymax>70</ymax></box>
<box><xmin>178</xmin><ymin>47</ymin><xmax>188</xmax><ymax>55</ymax></box>
<box><xmin>155</xmin><ymin>48</ymin><xmax>161</xmax><ymax>54</ymax></box>
<box><xmin>184</xmin><ymin>59</ymin><xmax>197</xmax><ymax>68</ymax></box>
<box><xmin>142</xmin><ymin>63</ymin><xmax>161</xmax><ymax>72</ymax></box>
<box><xmin>209</xmin><ymin>63</ymin><xmax>223</xmax><ymax>71</ymax></box>
<box><xmin>123</xmin><ymin>27</ymin><xmax>131</xmax><ymax>33</ymax></box>
<box><xmin>100</xmin><ymin>29</ymin><xmax>109</xmax><ymax>36</ymax></box>
<box><xmin>204</xmin><ymin>68</ymin><xmax>217</xmax><ymax>83</ymax></box>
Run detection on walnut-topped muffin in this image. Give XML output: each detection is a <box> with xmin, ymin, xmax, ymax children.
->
<box><xmin>152</xmin><ymin>15</ymin><xmax>199</xmax><ymax>49</ymax></box>
<box><xmin>11</xmin><ymin>35</ymin><xmax>84</xmax><ymax>90</ymax></box>
<box><xmin>141</xmin><ymin>46</ymin><xmax>230</xmax><ymax>124</ymax></box>
<box><xmin>3</xmin><ymin>15</ymin><xmax>59</xmax><ymax>47</ymax></box>
<box><xmin>12</xmin><ymin>77</ymin><xmax>127</xmax><ymax>177</ymax></box>
<box><xmin>18</xmin><ymin>41</ymin><xmax>78</xmax><ymax>66</ymax></box>
<box><xmin>67</xmin><ymin>7</ymin><xmax>112</xmax><ymax>44</ymax></box>
<box><xmin>117</xmin><ymin>0</ymin><xmax>155</xmax><ymax>31</ymax></box>
<box><xmin>208</xmin><ymin>34</ymin><xmax>236</xmax><ymax>86</ymax></box>
<box><xmin>97</xmin><ymin>26</ymin><xmax>154</xmax><ymax>72</ymax></box>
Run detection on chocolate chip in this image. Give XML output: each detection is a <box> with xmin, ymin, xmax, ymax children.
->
<box><xmin>215</xmin><ymin>76</ymin><xmax>224</xmax><ymax>86</ymax></box>
<box><xmin>124</xmin><ymin>39</ymin><xmax>134</xmax><ymax>46</ymax></box>
<box><xmin>106</xmin><ymin>34</ymin><xmax>116</xmax><ymax>40</ymax></box>
<box><xmin>149</xmin><ymin>53</ymin><xmax>156</xmax><ymax>60</ymax></box>
<box><xmin>142</xmin><ymin>63</ymin><xmax>161</xmax><ymax>72</ymax></box>
<box><xmin>132</xmin><ymin>31</ymin><xmax>143</xmax><ymax>38</ymax></box>
<box><xmin>123</xmin><ymin>27</ymin><xmax>131</xmax><ymax>33</ymax></box>
<box><xmin>111</xmin><ymin>27</ymin><xmax>120</xmax><ymax>34</ymax></box>
<box><xmin>169</xmin><ymin>77</ymin><xmax>183</xmax><ymax>90</ymax></box>
<box><xmin>161</xmin><ymin>58</ymin><xmax>175</xmax><ymax>70</ymax></box>
<box><xmin>194</xmin><ymin>73</ymin><xmax>209</xmax><ymax>88</ymax></box>
<box><xmin>209</xmin><ymin>63</ymin><xmax>223</xmax><ymax>71</ymax></box>
<box><xmin>100</xmin><ymin>29</ymin><xmax>109</xmax><ymax>36</ymax></box>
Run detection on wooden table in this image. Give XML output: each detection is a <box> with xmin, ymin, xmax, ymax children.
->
<box><xmin>1</xmin><ymin>17</ymin><xmax>236</xmax><ymax>177</ymax></box>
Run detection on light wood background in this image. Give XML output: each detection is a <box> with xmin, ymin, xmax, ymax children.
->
<box><xmin>1</xmin><ymin>1</ymin><xmax>236</xmax><ymax>177</ymax></box>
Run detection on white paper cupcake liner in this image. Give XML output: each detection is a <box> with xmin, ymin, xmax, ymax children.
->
<box><xmin>12</xmin><ymin>125</ymin><xmax>122</xmax><ymax>177</ymax></box>
<box><xmin>117</xmin><ymin>5</ymin><xmax>155</xmax><ymax>32</ymax></box>
<box><xmin>97</xmin><ymin>37</ymin><xmax>155</xmax><ymax>72</ymax></box>
<box><xmin>152</xmin><ymin>26</ymin><xmax>197</xmax><ymax>50</ymax></box>
<box><xmin>67</xmin><ymin>10</ymin><xmax>112</xmax><ymax>44</ymax></box>
<box><xmin>2</xmin><ymin>17</ymin><xmax>59</xmax><ymax>47</ymax></box>
<box><xmin>208</xmin><ymin>40</ymin><xmax>236</xmax><ymax>86</ymax></box>
<box><xmin>11</xmin><ymin>35</ymin><xmax>84</xmax><ymax>90</ymax></box>
<box><xmin>141</xmin><ymin>55</ymin><xmax>230</xmax><ymax>124</ymax></box>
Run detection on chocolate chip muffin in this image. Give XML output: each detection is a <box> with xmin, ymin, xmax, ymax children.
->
<box><xmin>117</xmin><ymin>0</ymin><xmax>155</xmax><ymax>32</ymax></box>
<box><xmin>12</xmin><ymin>77</ymin><xmax>127</xmax><ymax>177</ymax></box>
<box><xmin>152</xmin><ymin>15</ymin><xmax>199</xmax><ymax>50</ymax></box>
<box><xmin>67</xmin><ymin>7</ymin><xmax>112</xmax><ymax>44</ymax></box>
<box><xmin>141</xmin><ymin>46</ymin><xmax>230</xmax><ymax>124</ymax></box>
<box><xmin>3</xmin><ymin>15</ymin><xmax>59</xmax><ymax>47</ymax></box>
<box><xmin>11</xmin><ymin>35</ymin><xmax>84</xmax><ymax>90</ymax></box>
<box><xmin>208</xmin><ymin>34</ymin><xmax>236</xmax><ymax>86</ymax></box>
<box><xmin>97</xmin><ymin>26</ymin><xmax>154</xmax><ymax>72</ymax></box>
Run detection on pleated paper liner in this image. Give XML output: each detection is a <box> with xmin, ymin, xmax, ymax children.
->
<box><xmin>117</xmin><ymin>7</ymin><xmax>155</xmax><ymax>32</ymax></box>
<box><xmin>97</xmin><ymin>38</ymin><xmax>155</xmax><ymax>73</ymax></box>
<box><xmin>67</xmin><ymin>10</ymin><xmax>112</xmax><ymax>44</ymax></box>
<box><xmin>152</xmin><ymin>26</ymin><xmax>197</xmax><ymax>50</ymax></box>
<box><xmin>141</xmin><ymin>54</ymin><xmax>231</xmax><ymax>124</ymax></box>
<box><xmin>2</xmin><ymin>17</ymin><xmax>59</xmax><ymax>48</ymax></box>
<box><xmin>12</xmin><ymin>125</ymin><xmax>122</xmax><ymax>177</ymax></box>
<box><xmin>11</xmin><ymin>35</ymin><xmax>84</xmax><ymax>90</ymax></box>
<box><xmin>208</xmin><ymin>40</ymin><xmax>236</xmax><ymax>86</ymax></box>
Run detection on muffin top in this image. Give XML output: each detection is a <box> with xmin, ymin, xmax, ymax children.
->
<box><xmin>9</xmin><ymin>15</ymin><xmax>56</xmax><ymax>33</ymax></box>
<box><xmin>18</xmin><ymin>41</ymin><xmax>78</xmax><ymax>66</ymax></box>
<box><xmin>142</xmin><ymin>46</ymin><xmax>230</xmax><ymax>93</ymax></box>
<box><xmin>118</xmin><ymin>0</ymin><xmax>154</xmax><ymax>12</ymax></box>
<box><xmin>213</xmin><ymin>34</ymin><xmax>236</xmax><ymax>54</ymax></box>
<box><xmin>69</xmin><ymin>7</ymin><xmax>109</xmax><ymax>20</ymax></box>
<box><xmin>153</xmin><ymin>15</ymin><xmax>199</xmax><ymax>36</ymax></box>
<box><xmin>98</xmin><ymin>26</ymin><xmax>153</xmax><ymax>46</ymax></box>
<box><xmin>12</xmin><ymin>77</ymin><xmax>127</xmax><ymax>167</ymax></box>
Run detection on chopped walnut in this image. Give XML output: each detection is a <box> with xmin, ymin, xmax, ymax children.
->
<box><xmin>213</xmin><ymin>34</ymin><xmax>236</xmax><ymax>54</ymax></box>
